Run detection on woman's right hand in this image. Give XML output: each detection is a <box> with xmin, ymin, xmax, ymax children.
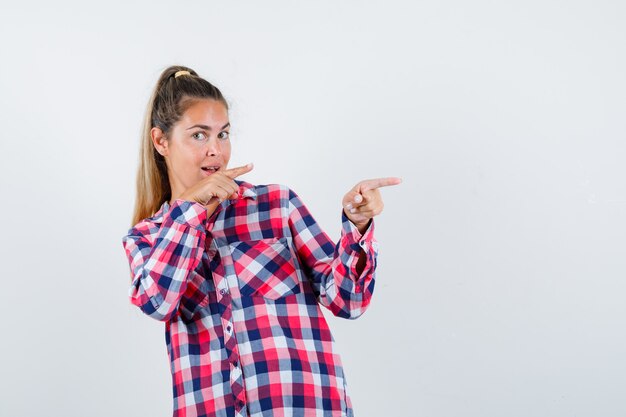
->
<box><xmin>177</xmin><ymin>163</ymin><xmax>254</xmax><ymax>216</ymax></box>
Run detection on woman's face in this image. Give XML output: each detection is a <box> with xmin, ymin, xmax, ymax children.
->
<box><xmin>151</xmin><ymin>98</ymin><xmax>231</xmax><ymax>199</ymax></box>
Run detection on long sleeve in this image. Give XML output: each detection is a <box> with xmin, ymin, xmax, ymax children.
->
<box><xmin>122</xmin><ymin>200</ymin><xmax>208</xmax><ymax>322</ymax></box>
<box><xmin>287</xmin><ymin>188</ymin><xmax>379</xmax><ymax>319</ymax></box>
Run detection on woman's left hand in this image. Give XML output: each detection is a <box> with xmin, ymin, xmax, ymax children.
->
<box><xmin>342</xmin><ymin>177</ymin><xmax>402</xmax><ymax>234</ymax></box>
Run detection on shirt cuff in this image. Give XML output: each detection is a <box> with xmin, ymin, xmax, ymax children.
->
<box><xmin>340</xmin><ymin>209</ymin><xmax>376</xmax><ymax>251</ymax></box>
<box><xmin>168</xmin><ymin>199</ymin><xmax>208</xmax><ymax>231</ymax></box>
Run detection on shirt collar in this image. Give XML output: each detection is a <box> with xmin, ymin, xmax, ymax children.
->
<box><xmin>149</xmin><ymin>179</ymin><xmax>257</xmax><ymax>224</ymax></box>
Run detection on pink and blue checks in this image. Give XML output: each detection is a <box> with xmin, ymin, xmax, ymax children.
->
<box><xmin>122</xmin><ymin>180</ymin><xmax>379</xmax><ymax>417</ymax></box>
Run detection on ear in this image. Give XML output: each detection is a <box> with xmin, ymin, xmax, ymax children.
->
<box><xmin>150</xmin><ymin>127</ymin><xmax>169</xmax><ymax>156</ymax></box>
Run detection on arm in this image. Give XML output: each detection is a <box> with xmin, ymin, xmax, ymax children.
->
<box><xmin>122</xmin><ymin>200</ymin><xmax>208</xmax><ymax>322</ymax></box>
<box><xmin>287</xmin><ymin>188</ymin><xmax>379</xmax><ymax>319</ymax></box>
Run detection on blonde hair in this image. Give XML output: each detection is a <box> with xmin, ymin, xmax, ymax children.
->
<box><xmin>131</xmin><ymin>65</ymin><xmax>228</xmax><ymax>226</ymax></box>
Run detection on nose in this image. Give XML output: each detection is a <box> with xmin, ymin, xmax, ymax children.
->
<box><xmin>205</xmin><ymin>137</ymin><xmax>221</xmax><ymax>156</ymax></box>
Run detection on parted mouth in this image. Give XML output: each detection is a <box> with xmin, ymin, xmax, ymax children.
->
<box><xmin>201</xmin><ymin>165</ymin><xmax>220</xmax><ymax>173</ymax></box>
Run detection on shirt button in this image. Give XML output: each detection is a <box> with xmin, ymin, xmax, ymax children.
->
<box><xmin>237</xmin><ymin>400</ymin><xmax>245</xmax><ymax>408</ymax></box>
<box><xmin>226</xmin><ymin>325</ymin><xmax>231</xmax><ymax>332</ymax></box>
<box><xmin>233</xmin><ymin>360</ymin><xmax>239</xmax><ymax>368</ymax></box>
<box><xmin>219</xmin><ymin>288</ymin><xmax>228</xmax><ymax>295</ymax></box>
<box><xmin>360</xmin><ymin>240</ymin><xmax>366</xmax><ymax>245</ymax></box>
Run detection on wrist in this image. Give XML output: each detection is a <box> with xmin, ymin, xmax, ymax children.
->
<box><xmin>354</xmin><ymin>219</ymin><xmax>371</xmax><ymax>235</ymax></box>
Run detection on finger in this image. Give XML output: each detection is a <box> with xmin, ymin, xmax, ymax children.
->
<box><xmin>343</xmin><ymin>190</ymin><xmax>365</xmax><ymax>211</ymax></box>
<box><xmin>347</xmin><ymin>201</ymin><xmax>381</xmax><ymax>213</ymax></box>
<box><xmin>359</xmin><ymin>188</ymin><xmax>380</xmax><ymax>203</ymax></box>
<box><xmin>349</xmin><ymin>200</ymin><xmax>380</xmax><ymax>214</ymax></box>
<box><xmin>347</xmin><ymin>192</ymin><xmax>383</xmax><ymax>212</ymax></box>
<box><xmin>208</xmin><ymin>174</ymin><xmax>240</xmax><ymax>196</ymax></box>
<box><xmin>202</xmin><ymin>176</ymin><xmax>237</xmax><ymax>202</ymax></box>
<box><xmin>345</xmin><ymin>188</ymin><xmax>381</xmax><ymax>211</ymax></box>
<box><xmin>359</xmin><ymin>177</ymin><xmax>402</xmax><ymax>192</ymax></box>
<box><xmin>348</xmin><ymin>207</ymin><xmax>380</xmax><ymax>218</ymax></box>
<box><xmin>222</xmin><ymin>163</ymin><xmax>254</xmax><ymax>179</ymax></box>
<box><xmin>215</xmin><ymin>175</ymin><xmax>241</xmax><ymax>195</ymax></box>
<box><xmin>213</xmin><ymin>182</ymin><xmax>239</xmax><ymax>202</ymax></box>
<box><xmin>346</xmin><ymin>199</ymin><xmax>371</xmax><ymax>213</ymax></box>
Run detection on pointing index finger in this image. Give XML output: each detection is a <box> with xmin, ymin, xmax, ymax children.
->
<box><xmin>222</xmin><ymin>163</ymin><xmax>254</xmax><ymax>179</ymax></box>
<box><xmin>360</xmin><ymin>177</ymin><xmax>402</xmax><ymax>192</ymax></box>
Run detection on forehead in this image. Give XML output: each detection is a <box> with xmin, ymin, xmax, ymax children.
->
<box><xmin>180</xmin><ymin>99</ymin><xmax>229</xmax><ymax>125</ymax></box>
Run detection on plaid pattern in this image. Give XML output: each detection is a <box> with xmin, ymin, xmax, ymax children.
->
<box><xmin>122</xmin><ymin>180</ymin><xmax>378</xmax><ymax>417</ymax></box>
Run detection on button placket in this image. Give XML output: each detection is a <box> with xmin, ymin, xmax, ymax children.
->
<box><xmin>217</xmin><ymin>289</ymin><xmax>246</xmax><ymax>412</ymax></box>
<box><xmin>207</xmin><ymin>232</ymin><xmax>247</xmax><ymax>413</ymax></box>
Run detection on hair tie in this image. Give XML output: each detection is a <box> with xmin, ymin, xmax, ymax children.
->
<box><xmin>174</xmin><ymin>70</ymin><xmax>191</xmax><ymax>78</ymax></box>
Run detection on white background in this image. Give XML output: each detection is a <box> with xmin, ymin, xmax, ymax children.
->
<box><xmin>1</xmin><ymin>1</ymin><xmax>625</xmax><ymax>416</ymax></box>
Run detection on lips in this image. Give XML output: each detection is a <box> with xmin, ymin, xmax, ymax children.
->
<box><xmin>201</xmin><ymin>165</ymin><xmax>220</xmax><ymax>174</ymax></box>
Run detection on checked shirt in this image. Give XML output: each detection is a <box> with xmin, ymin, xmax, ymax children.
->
<box><xmin>122</xmin><ymin>180</ymin><xmax>378</xmax><ymax>417</ymax></box>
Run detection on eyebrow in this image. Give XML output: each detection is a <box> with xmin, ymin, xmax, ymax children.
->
<box><xmin>186</xmin><ymin>122</ymin><xmax>230</xmax><ymax>131</ymax></box>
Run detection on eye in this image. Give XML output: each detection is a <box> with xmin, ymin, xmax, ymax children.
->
<box><xmin>218</xmin><ymin>131</ymin><xmax>230</xmax><ymax>140</ymax></box>
<box><xmin>192</xmin><ymin>131</ymin><xmax>207</xmax><ymax>141</ymax></box>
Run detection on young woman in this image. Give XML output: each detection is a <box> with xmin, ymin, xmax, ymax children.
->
<box><xmin>122</xmin><ymin>65</ymin><xmax>401</xmax><ymax>417</ymax></box>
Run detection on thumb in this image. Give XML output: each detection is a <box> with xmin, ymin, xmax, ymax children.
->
<box><xmin>343</xmin><ymin>189</ymin><xmax>363</xmax><ymax>211</ymax></box>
